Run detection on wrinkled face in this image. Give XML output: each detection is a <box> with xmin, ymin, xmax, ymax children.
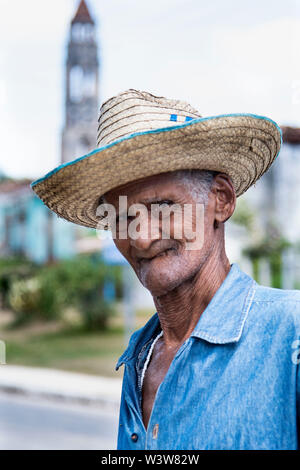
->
<box><xmin>103</xmin><ymin>172</ymin><xmax>217</xmax><ymax>297</ymax></box>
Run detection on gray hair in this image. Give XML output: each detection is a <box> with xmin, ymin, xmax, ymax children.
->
<box><xmin>99</xmin><ymin>169</ymin><xmax>217</xmax><ymax>206</ymax></box>
<box><xmin>172</xmin><ymin>169</ymin><xmax>217</xmax><ymax>205</ymax></box>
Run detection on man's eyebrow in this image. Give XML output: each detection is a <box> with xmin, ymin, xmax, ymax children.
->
<box><xmin>140</xmin><ymin>197</ymin><xmax>175</xmax><ymax>204</ymax></box>
<box><xmin>115</xmin><ymin>200</ymin><xmax>160</xmax><ymax>217</ymax></box>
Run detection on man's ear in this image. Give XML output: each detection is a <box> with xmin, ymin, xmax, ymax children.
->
<box><xmin>211</xmin><ymin>173</ymin><xmax>236</xmax><ymax>225</ymax></box>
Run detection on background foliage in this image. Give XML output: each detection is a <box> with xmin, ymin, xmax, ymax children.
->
<box><xmin>0</xmin><ymin>254</ymin><xmax>123</xmax><ymax>330</ymax></box>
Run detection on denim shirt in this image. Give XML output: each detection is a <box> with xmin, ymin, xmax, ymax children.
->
<box><xmin>115</xmin><ymin>263</ymin><xmax>300</xmax><ymax>450</ymax></box>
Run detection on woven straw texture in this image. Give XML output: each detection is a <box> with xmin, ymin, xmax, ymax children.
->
<box><xmin>31</xmin><ymin>89</ymin><xmax>282</xmax><ymax>229</ymax></box>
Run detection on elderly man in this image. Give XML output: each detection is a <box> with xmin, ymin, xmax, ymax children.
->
<box><xmin>32</xmin><ymin>89</ymin><xmax>300</xmax><ymax>450</ymax></box>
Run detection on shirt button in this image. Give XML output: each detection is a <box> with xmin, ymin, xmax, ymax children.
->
<box><xmin>131</xmin><ymin>433</ymin><xmax>138</xmax><ymax>442</ymax></box>
<box><xmin>152</xmin><ymin>423</ymin><xmax>159</xmax><ymax>439</ymax></box>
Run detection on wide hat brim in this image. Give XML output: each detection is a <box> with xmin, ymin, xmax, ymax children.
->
<box><xmin>31</xmin><ymin>113</ymin><xmax>282</xmax><ymax>229</ymax></box>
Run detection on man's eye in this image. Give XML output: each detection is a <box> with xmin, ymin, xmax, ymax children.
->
<box><xmin>157</xmin><ymin>200</ymin><xmax>173</xmax><ymax>207</ymax></box>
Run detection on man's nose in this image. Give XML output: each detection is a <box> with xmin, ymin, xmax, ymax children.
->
<box><xmin>129</xmin><ymin>213</ymin><xmax>160</xmax><ymax>250</ymax></box>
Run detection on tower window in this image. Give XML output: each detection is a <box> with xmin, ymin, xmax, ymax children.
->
<box><xmin>72</xmin><ymin>23</ymin><xmax>94</xmax><ymax>42</ymax></box>
<box><xmin>83</xmin><ymin>71</ymin><xmax>96</xmax><ymax>97</ymax></box>
<box><xmin>70</xmin><ymin>66</ymin><xmax>96</xmax><ymax>102</ymax></box>
<box><xmin>70</xmin><ymin>65</ymin><xmax>84</xmax><ymax>102</ymax></box>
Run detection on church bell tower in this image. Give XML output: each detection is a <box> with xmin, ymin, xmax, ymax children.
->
<box><xmin>61</xmin><ymin>0</ymin><xmax>99</xmax><ymax>164</ymax></box>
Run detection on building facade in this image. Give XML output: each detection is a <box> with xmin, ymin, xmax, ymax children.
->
<box><xmin>61</xmin><ymin>0</ymin><xmax>99</xmax><ymax>164</ymax></box>
<box><xmin>0</xmin><ymin>178</ymin><xmax>74</xmax><ymax>263</ymax></box>
<box><xmin>0</xmin><ymin>1</ymin><xmax>100</xmax><ymax>264</ymax></box>
<box><xmin>226</xmin><ymin>126</ymin><xmax>300</xmax><ymax>288</ymax></box>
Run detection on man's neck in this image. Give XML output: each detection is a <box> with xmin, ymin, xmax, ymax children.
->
<box><xmin>152</xmin><ymin>250</ymin><xmax>231</xmax><ymax>348</ymax></box>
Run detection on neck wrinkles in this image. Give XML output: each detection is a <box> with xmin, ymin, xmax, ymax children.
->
<box><xmin>153</xmin><ymin>245</ymin><xmax>231</xmax><ymax>347</ymax></box>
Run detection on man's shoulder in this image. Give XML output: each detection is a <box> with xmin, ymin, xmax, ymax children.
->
<box><xmin>250</xmin><ymin>281</ymin><xmax>300</xmax><ymax>332</ymax></box>
<box><xmin>253</xmin><ymin>282</ymin><xmax>300</xmax><ymax>304</ymax></box>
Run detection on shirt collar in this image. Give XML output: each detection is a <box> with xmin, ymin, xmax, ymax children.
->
<box><xmin>115</xmin><ymin>312</ymin><xmax>161</xmax><ymax>370</ymax></box>
<box><xmin>190</xmin><ymin>263</ymin><xmax>256</xmax><ymax>344</ymax></box>
<box><xmin>115</xmin><ymin>263</ymin><xmax>256</xmax><ymax>370</ymax></box>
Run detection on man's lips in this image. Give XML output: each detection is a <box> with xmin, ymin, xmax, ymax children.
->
<box><xmin>137</xmin><ymin>247</ymin><xmax>177</xmax><ymax>263</ymax></box>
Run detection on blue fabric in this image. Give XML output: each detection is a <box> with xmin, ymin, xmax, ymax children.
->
<box><xmin>170</xmin><ymin>114</ymin><xmax>177</xmax><ymax>121</ymax></box>
<box><xmin>185</xmin><ymin>116</ymin><xmax>194</xmax><ymax>122</ymax></box>
<box><xmin>115</xmin><ymin>263</ymin><xmax>300</xmax><ymax>450</ymax></box>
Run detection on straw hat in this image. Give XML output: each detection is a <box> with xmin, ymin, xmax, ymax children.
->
<box><xmin>31</xmin><ymin>89</ymin><xmax>282</xmax><ymax>229</ymax></box>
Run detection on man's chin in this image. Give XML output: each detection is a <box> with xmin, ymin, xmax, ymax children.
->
<box><xmin>143</xmin><ymin>279</ymin><xmax>178</xmax><ymax>297</ymax></box>
<box><xmin>137</xmin><ymin>260</ymin><xmax>184</xmax><ymax>297</ymax></box>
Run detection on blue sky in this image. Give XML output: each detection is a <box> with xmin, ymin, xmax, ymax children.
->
<box><xmin>1</xmin><ymin>0</ymin><xmax>300</xmax><ymax>179</ymax></box>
